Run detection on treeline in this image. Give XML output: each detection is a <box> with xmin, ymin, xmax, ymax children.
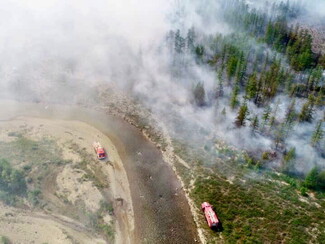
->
<box><xmin>222</xmin><ymin>0</ymin><xmax>325</xmax><ymax>71</ymax></box>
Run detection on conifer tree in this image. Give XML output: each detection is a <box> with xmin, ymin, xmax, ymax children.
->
<box><xmin>230</xmin><ymin>84</ymin><xmax>240</xmax><ymax>109</ymax></box>
<box><xmin>215</xmin><ymin>79</ymin><xmax>224</xmax><ymax>98</ymax></box>
<box><xmin>193</xmin><ymin>82</ymin><xmax>206</xmax><ymax>106</ymax></box>
<box><xmin>262</xmin><ymin>106</ymin><xmax>271</xmax><ymax>125</ymax></box>
<box><xmin>251</xmin><ymin>115</ymin><xmax>259</xmax><ymax>133</ymax></box>
<box><xmin>299</xmin><ymin>101</ymin><xmax>314</xmax><ymax>123</ymax></box>
<box><xmin>285</xmin><ymin>99</ymin><xmax>297</xmax><ymax>124</ymax></box>
<box><xmin>235</xmin><ymin>102</ymin><xmax>249</xmax><ymax>127</ymax></box>
<box><xmin>227</xmin><ymin>57</ymin><xmax>238</xmax><ymax>79</ymax></box>
<box><xmin>175</xmin><ymin>29</ymin><xmax>185</xmax><ymax>54</ymax></box>
<box><xmin>221</xmin><ymin>107</ymin><xmax>226</xmax><ymax>116</ymax></box>
<box><xmin>246</xmin><ymin>73</ymin><xmax>257</xmax><ymax>99</ymax></box>
<box><xmin>282</xmin><ymin>147</ymin><xmax>296</xmax><ymax>173</ymax></box>
<box><xmin>195</xmin><ymin>45</ymin><xmax>205</xmax><ymax>60</ymax></box>
<box><xmin>186</xmin><ymin>27</ymin><xmax>196</xmax><ymax>53</ymax></box>
<box><xmin>275</xmin><ymin>124</ymin><xmax>285</xmax><ymax>149</ymax></box>
<box><xmin>269</xmin><ymin>101</ymin><xmax>279</xmax><ymax>128</ymax></box>
<box><xmin>304</xmin><ymin>167</ymin><xmax>319</xmax><ymax>190</ymax></box>
<box><xmin>311</xmin><ymin>120</ymin><xmax>324</xmax><ymax>147</ymax></box>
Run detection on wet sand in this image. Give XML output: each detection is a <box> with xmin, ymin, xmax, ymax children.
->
<box><xmin>0</xmin><ymin>100</ymin><xmax>198</xmax><ymax>243</ymax></box>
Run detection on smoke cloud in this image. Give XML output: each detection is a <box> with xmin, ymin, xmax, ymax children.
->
<box><xmin>0</xmin><ymin>0</ymin><xmax>324</xmax><ymax>174</ymax></box>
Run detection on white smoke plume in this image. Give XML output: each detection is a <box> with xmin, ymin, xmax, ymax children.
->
<box><xmin>0</xmin><ymin>0</ymin><xmax>323</xmax><ymax>174</ymax></box>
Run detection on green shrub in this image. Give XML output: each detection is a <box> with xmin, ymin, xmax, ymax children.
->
<box><xmin>28</xmin><ymin>189</ymin><xmax>41</xmax><ymax>206</ymax></box>
<box><xmin>262</xmin><ymin>152</ymin><xmax>270</xmax><ymax>160</ymax></box>
<box><xmin>300</xmin><ymin>187</ymin><xmax>308</xmax><ymax>197</ymax></box>
<box><xmin>0</xmin><ymin>236</ymin><xmax>11</xmax><ymax>244</ymax></box>
<box><xmin>304</xmin><ymin>167</ymin><xmax>325</xmax><ymax>191</ymax></box>
<box><xmin>0</xmin><ymin>159</ymin><xmax>26</xmax><ymax>205</ymax></box>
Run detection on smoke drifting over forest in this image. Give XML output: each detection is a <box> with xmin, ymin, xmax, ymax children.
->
<box><xmin>0</xmin><ymin>0</ymin><xmax>324</xmax><ymax>174</ymax></box>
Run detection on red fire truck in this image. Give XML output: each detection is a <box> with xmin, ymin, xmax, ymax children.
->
<box><xmin>93</xmin><ymin>142</ymin><xmax>107</xmax><ymax>160</ymax></box>
<box><xmin>201</xmin><ymin>202</ymin><xmax>220</xmax><ymax>229</ymax></box>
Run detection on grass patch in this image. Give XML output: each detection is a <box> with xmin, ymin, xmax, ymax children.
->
<box><xmin>86</xmin><ymin>201</ymin><xmax>115</xmax><ymax>241</ymax></box>
<box><xmin>0</xmin><ymin>236</ymin><xmax>11</xmax><ymax>244</ymax></box>
<box><xmin>0</xmin><ymin>135</ymin><xmax>69</xmax><ymax>207</ymax></box>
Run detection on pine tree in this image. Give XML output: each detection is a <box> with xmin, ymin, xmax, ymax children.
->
<box><xmin>195</xmin><ymin>45</ymin><xmax>205</xmax><ymax>60</ymax></box>
<box><xmin>262</xmin><ymin>106</ymin><xmax>271</xmax><ymax>125</ymax></box>
<box><xmin>186</xmin><ymin>27</ymin><xmax>196</xmax><ymax>53</ymax></box>
<box><xmin>318</xmin><ymin>171</ymin><xmax>325</xmax><ymax>190</ymax></box>
<box><xmin>304</xmin><ymin>167</ymin><xmax>319</xmax><ymax>190</ymax></box>
<box><xmin>193</xmin><ymin>82</ymin><xmax>206</xmax><ymax>106</ymax></box>
<box><xmin>285</xmin><ymin>99</ymin><xmax>297</xmax><ymax>124</ymax></box>
<box><xmin>221</xmin><ymin>107</ymin><xmax>226</xmax><ymax>116</ymax></box>
<box><xmin>246</xmin><ymin>73</ymin><xmax>257</xmax><ymax>99</ymax></box>
<box><xmin>230</xmin><ymin>85</ymin><xmax>240</xmax><ymax>109</ymax></box>
<box><xmin>311</xmin><ymin>120</ymin><xmax>324</xmax><ymax>147</ymax></box>
<box><xmin>175</xmin><ymin>29</ymin><xmax>185</xmax><ymax>54</ymax></box>
<box><xmin>251</xmin><ymin>115</ymin><xmax>259</xmax><ymax>133</ymax></box>
<box><xmin>269</xmin><ymin>101</ymin><xmax>280</xmax><ymax>128</ymax></box>
<box><xmin>235</xmin><ymin>102</ymin><xmax>249</xmax><ymax>127</ymax></box>
<box><xmin>308</xmin><ymin>66</ymin><xmax>323</xmax><ymax>91</ymax></box>
<box><xmin>282</xmin><ymin>147</ymin><xmax>296</xmax><ymax>173</ymax></box>
<box><xmin>166</xmin><ymin>30</ymin><xmax>175</xmax><ymax>52</ymax></box>
<box><xmin>254</xmin><ymin>74</ymin><xmax>264</xmax><ymax>106</ymax></box>
<box><xmin>227</xmin><ymin>56</ymin><xmax>238</xmax><ymax>79</ymax></box>
<box><xmin>299</xmin><ymin>101</ymin><xmax>314</xmax><ymax>123</ymax></box>
<box><xmin>275</xmin><ymin>124</ymin><xmax>285</xmax><ymax>149</ymax></box>
<box><xmin>235</xmin><ymin>52</ymin><xmax>247</xmax><ymax>85</ymax></box>
<box><xmin>215</xmin><ymin>79</ymin><xmax>224</xmax><ymax>98</ymax></box>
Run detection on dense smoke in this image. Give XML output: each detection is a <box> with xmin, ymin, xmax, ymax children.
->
<box><xmin>0</xmin><ymin>0</ymin><xmax>324</xmax><ymax>174</ymax></box>
<box><xmin>0</xmin><ymin>0</ymin><xmax>171</xmax><ymax>100</ymax></box>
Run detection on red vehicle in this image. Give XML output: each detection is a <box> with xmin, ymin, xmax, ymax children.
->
<box><xmin>201</xmin><ymin>202</ymin><xmax>220</xmax><ymax>229</ymax></box>
<box><xmin>93</xmin><ymin>142</ymin><xmax>107</xmax><ymax>160</ymax></box>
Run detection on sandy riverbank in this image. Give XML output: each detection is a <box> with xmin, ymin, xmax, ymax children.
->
<box><xmin>0</xmin><ymin>116</ymin><xmax>134</xmax><ymax>243</ymax></box>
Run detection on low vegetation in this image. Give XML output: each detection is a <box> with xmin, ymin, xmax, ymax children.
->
<box><xmin>0</xmin><ymin>159</ymin><xmax>26</xmax><ymax>205</ymax></box>
<box><xmin>174</xmin><ymin>147</ymin><xmax>325</xmax><ymax>243</ymax></box>
<box><xmin>0</xmin><ymin>236</ymin><xmax>11</xmax><ymax>244</ymax></box>
<box><xmin>88</xmin><ymin>201</ymin><xmax>115</xmax><ymax>241</ymax></box>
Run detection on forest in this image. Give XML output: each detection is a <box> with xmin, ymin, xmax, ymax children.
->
<box><xmin>166</xmin><ymin>0</ymin><xmax>324</xmax><ymax>191</ymax></box>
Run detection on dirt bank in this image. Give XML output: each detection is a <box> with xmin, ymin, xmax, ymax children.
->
<box><xmin>0</xmin><ymin>100</ymin><xmax>199</xmax><ymax>243</ymax></box>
